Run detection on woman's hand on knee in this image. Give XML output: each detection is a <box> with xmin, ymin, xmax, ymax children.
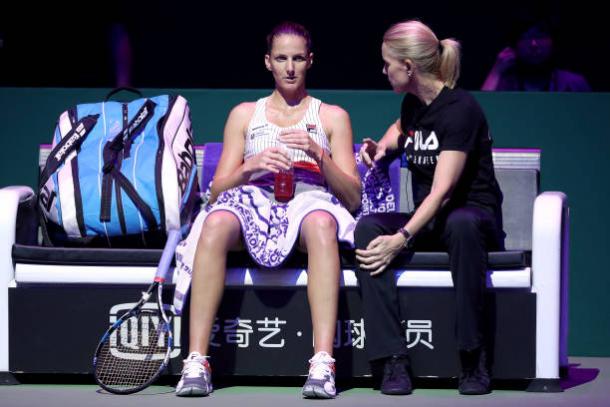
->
<box><xmin>355</xmin><ymin>234</ymin><xmax>405</xmax><ymax>275</ymax></box>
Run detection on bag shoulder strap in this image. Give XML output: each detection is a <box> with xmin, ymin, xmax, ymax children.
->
<box><xmin>38</xmin><ymin>113</ymin><xmax>99</xmax><ymax>246</ymax></box>
<box><xmin>38</xmin><ymin>114</ymin><xmax>99</xmax><ymax>189</ymax></box>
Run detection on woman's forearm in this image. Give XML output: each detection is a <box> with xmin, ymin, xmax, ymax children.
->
<box><xmin>209</xmin><ymin>163</ymin><xmax>252</xmax><ymax>203</ymax></box>
<box><xmin>378</xmin><ymin>121</ymin><xmax>403</xmax><ymax>153</ymax></box>
<box><xmin>401</xmin><ymin>151</ymin><xmax>467</xmax><ymax>236</ymax></box>
<box><xmin>318</xmin><ymin>151</ymin><xmax>362</xmax><ymax>213</ymax></box>
<box><xmin>402</xmin><ymin>191</ymin><xmax>447</xmax><ymax>236</ymax></box>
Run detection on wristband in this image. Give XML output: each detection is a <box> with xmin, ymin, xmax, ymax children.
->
<box><xmin>398</xmin><ymin>226</ymin><xmax>412</xmax><ymax>248</ymax></box>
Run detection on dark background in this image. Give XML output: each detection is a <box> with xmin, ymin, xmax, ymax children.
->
<box><xmin>0</xmin><ymin>0</ymin><xmax>605</xmax><ymax>91</ymax></box>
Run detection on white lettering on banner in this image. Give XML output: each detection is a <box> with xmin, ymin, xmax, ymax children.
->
<box><xmin>332</xmin><ymin>319</ymin><xmax>366</xmax><ymax>349</ymax></box>
<box><xmin>406</xmin><ymin>320</ymin><xmax>434</xmax><ymax>349</ymax></box>
<box><xmin>256</xmin><ymin>317</ymin><xmax>287</xmax><ymax>348</ymax></box>
<box><xmin>108</xmin><ymin>302</ymin><xmax>182</xmax><ymax>360</ymax></box>
<box><xmin>345</xmin><ymin>319</ymin><xmax>366</xmax><ymax>349</ymax></box>
<box><xmin>224</xmin><ymin>318</ymin><xmax>254</xmax><ymax>348</ymax></box>
<box><xmin>140</xmin><ymin>314</ymin><xmax>151</xmax><ymax>347</ymax></box>
<box><xmin>119</xmin><ymin>317</ymin><xmax>139</xmax><ymax>350</ymax></box>
<box><xmin>208</xmin><ymin>316</ymin><xmax>371</xmax><ymax>350</ymax></box>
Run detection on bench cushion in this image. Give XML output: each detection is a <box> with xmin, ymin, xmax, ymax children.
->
<box><xmin>12</xmin><ymin>244</ymin><xmax>528</xmax><ymax>270</ymax></box>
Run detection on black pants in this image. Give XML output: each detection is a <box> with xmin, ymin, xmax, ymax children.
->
<box><xmin>354</xmin><ymin>206</ymin><xmax>505</xmax><ymax>361</ymax></box>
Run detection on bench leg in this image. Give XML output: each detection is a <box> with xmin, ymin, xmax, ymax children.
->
<box><xmin>526</xmin><ymin>378</ymin><xmax>562</xmax><ymax>392</ymax></box>
<box><xmin>0</xmin><ymin>372</ymin><xmax>19</xmax><ymax>385</ymax></box>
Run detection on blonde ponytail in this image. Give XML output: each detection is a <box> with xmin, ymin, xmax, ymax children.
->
<box><xmin>439</xmin><ymin>38</ymin><xmax>461</xmax><ymax>88</ymax></box>
<box><xmin>384</xmin><ymin>21</ymin><xmax>462</xmax><ymax>88</ymax></box>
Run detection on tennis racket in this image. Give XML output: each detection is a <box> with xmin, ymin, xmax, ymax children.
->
<box><xmin>93</xmin><ymin>229</ymin><xmax>182</xmax><ymax>394</ymax></box>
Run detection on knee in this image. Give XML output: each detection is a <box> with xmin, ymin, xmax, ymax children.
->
<box><xmin>198</xmin><ymin>211</ymin><xmax>240</xmax><ymax>248</ymax></box>
<box><xmin>302</xmin><ymin>211</ymin><xmax>338</xmax><ymax>242</ymax></box>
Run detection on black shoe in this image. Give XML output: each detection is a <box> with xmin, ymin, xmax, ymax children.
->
<box><xmin>458</xmin><ymin>348</ymin><xmax>491</xmax><ymax>395</ymax></box>
<box><xmin>380</xmin><ymin>355</ymin><xmax>412</xmax><ymax>395</ymax></box>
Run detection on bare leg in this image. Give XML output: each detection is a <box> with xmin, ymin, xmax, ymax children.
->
<box><xmin>188</xmin><ymin>211</ymin><xmax>242</xmax><ymax>355</ymax></box>
<box><xmin>299</xmin><ymin>211</ymin><xmax>341</xmax><ymax>355</ymax></box>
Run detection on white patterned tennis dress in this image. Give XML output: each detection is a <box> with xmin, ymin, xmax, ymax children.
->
<box><xmin>173</xmin><ymin>96</ymin><xmax>357</xmax><ymax>313</ymax></box>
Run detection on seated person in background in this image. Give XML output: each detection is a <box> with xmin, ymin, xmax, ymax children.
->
<box><xmin>174</xmin><ymin>21</ymin><xmax>361</xmax><ymax>399</ymax></box>
<box><xmin>481</xmin><ymin>18</ymin><xmax>591</xmax><ymax>91</ymax></box>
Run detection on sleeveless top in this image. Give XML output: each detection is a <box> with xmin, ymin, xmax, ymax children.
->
<box><xmin>244</xmin><ymin>96</ymin><xmax>330</xmax><ymax>183</ymax></box>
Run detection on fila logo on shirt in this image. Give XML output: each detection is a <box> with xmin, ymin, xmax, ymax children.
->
<box><xmin>405</xmin><ymin>130</ymin><xmax>439</xmax><ymax>151</ymax></box>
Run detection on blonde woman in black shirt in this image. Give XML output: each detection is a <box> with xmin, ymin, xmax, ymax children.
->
<box><xmin>356</xmin><ymin>20</ymin><xmax>504</xmax><ymax>396</ymax></box>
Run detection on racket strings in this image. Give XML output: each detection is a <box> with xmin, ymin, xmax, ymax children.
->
<box><xmin>95</xmin><ymin>309</ymin><xmax>170</xmax><ymax>392</ymax></box>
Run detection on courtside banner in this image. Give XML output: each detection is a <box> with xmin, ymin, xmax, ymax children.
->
<box><xmin>9</xmin><ymin>285</ymin><xmax>535</xmax><ymax>378</ymax></box>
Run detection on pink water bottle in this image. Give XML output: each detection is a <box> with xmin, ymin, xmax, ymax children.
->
<box><xmin>274</xmin><ymin>141</ymin><xmax>294</xmax><ymax>202</ymax></box>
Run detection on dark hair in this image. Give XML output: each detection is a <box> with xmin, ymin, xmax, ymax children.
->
<box><xmin>266</xmin><ymin>21</ymin><xmax>312</xmax><ymax>53</ymax></box>
<box><xmin>506</xmin><ymin>16</ymin><xmax>556</xmax><ymax>47</ymax></box>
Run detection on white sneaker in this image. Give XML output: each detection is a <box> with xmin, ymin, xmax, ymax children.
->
<box><xmin>175</xmin><ymin>352</ymin><xmax>213</xmax><ymax>397</ymax></box>
<box><xmin>302</xmin><ymin>351</ymin><xmax>336</xmax><ymax>398</ymax></box>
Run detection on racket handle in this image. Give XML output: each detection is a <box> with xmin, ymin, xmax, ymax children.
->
<box><xmin>155</xmin><ymin>229</ymin><xmax>182</xmax><ymax>282</ymax></box>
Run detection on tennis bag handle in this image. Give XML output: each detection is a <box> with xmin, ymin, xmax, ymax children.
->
<box><xmin>105</xmin><ymin>87</ymin><xmax>143</xmax><ymax>101</ymax></box>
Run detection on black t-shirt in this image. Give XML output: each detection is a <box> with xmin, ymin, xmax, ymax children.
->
<box><xmin>400</xmin><ymin>87</ymin><xmax>503</xmax><ymax>212</ymax></box>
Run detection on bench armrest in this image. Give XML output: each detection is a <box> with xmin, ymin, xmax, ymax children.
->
<box><xmin>0</xmin><ymin>186</ymin><xmax>35</xmax><ymax>371</ymax></box>
<box><xmin>0</xmin><ymin>186</ymin><xmax>36</xmax><ymax>282</ymax></box>
<box><xmin>531</xmin><ymin>191</ymin><xmax>569</xmax><ymax>378</ymax></box>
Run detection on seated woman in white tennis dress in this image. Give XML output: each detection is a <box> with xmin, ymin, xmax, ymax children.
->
<box><xmin>174</xmin><ymin>22</ymin><xmax>361</xmax><ymax>399</ymax></box>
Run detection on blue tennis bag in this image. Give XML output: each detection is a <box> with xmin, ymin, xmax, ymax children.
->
<box><xmin>38</xmin><ymin>90</ymin><xmax>200</xmax><ymax>247</ymax></box>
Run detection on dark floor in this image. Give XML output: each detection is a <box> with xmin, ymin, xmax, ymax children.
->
<box><xmin>0</xmin><ymin>356</ymin><xmax>607</xmax><ymax>407</ymax></box>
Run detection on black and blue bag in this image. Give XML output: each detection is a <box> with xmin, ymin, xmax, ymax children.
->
<box><xmin>38</xmin><ymin>89</ymin><xmax>200</xmax><ymax>247</ymax></box>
